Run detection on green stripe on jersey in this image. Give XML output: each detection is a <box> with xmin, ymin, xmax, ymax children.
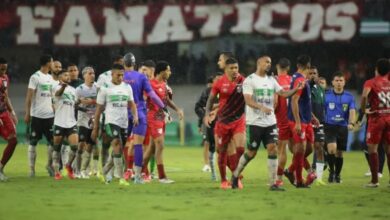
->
<box><xmin>254</xmin><ymin>89</ymin><xmax>274</xmax><ymax>96</ymax></box>
<box><xmin>108</xmin><ymin>95</ymin><xmax>129</xmax><ymax>102</ymax></box>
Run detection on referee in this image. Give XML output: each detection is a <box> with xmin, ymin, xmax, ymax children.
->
<box><xmin>324</xmin><ymin>72</ymin><xmax>356</xmax><ymax>183</ymax></box>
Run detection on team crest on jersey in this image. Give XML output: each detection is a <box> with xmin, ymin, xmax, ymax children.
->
<box><xmin>329</xmin><ymin>103</ymin><xmax>335</xmax><ymax>110</ymax></box>
<box><xmin>342</xmin><ymin>104</ymin><xmax>348</xmax><ymax>111</ymax></box>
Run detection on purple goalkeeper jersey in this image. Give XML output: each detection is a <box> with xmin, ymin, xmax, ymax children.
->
<box><xmin>123</xmin><ymin>70</ymin><xmax>152</xmax><ymax>113</ymax></box>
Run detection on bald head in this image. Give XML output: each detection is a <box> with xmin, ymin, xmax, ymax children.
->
<box><xmin>53</xmin><ymin>60</ymin><xmax>62</xmax><ymax>75</ymax></box>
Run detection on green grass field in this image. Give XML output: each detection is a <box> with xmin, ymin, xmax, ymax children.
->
<box><xmin>0</xmin><ymin>144</ymin><xmax>389</xmax><ymax>220</ymax></box>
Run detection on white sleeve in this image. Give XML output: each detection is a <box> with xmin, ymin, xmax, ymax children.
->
<box><xmin>273</xmin><ymin>77</ymin><xmax>283</xmax><ymax>93</ymax></box>
<box><xmin>127</xmin><ymin>85</ymin><xmax>134</xmax><ymax>102</ymax></box>
<box><xmin>96</xmin><ymin>74</ymin><xmax>105</xmax><ymax>88</ymax></box>
<box><xmin>28</xmin><ymin>74</ymin><xmax>38</xmax><ymax>90</ymax></box>
<box><xmin>242</xmin><ymin>78</ymin><xmax>253</xmax><ymax>95</ymax></box>
<box><xmin>96</xmin><ymin>88</ymin><xmax>106</xmax><ymax>105</ymax></box>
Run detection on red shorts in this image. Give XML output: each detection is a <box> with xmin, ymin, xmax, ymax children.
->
<box><xmin>148</xmin><ymin>120</ymin><xmax>165</xmax><ymax>139</ymax></box>
<box><xmin>366</xmin><ymin>116</ymin><xmax>390</xmax><ymax>145</ymax></box>
<box><xmin>214</xmin><ymin>116</ymin><xmax>245</xmax><ymax>148</ymax></box>
<box><xmin>0</xmin><ymin>111</ymin><xmax>16</xmax><ymax>139</ymax></box>
<box><xmin>288</xmin><ymin>121</ymin><xmax>314</xmax><ymax>144</ymax></box>
<box><xmin>277</xmin><ymin>124</ymin><xmax>292</xmax><ymax>141</ymax></box>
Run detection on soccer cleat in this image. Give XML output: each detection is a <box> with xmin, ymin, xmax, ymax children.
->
<box><xmin>211</xmin><ymin>173</ymin><xmax>217</xmax><ymax>182</ymax></box>
<box><xmin>80</xmin><ymin>171</ymin><xmax>90</xmax><ymax>179</ymax></box>
<box><xmin>305</xmin><ymin>171</ymin><xmax>317</xmax><ymax>186</ymax></box>
<box><xmin>54</xmin><ymin>172</ymin><xmax>62</xmax><ymax>180</ymax></box>
<box><xmin>46</xmin><ymin>165</ymin><xmax>55</xmax><ymax>177</ymax></box>
<box><xmin>269</xmin><ymin>184</ymin><xmax>285</xmax><ymax>191</ymax></box>
<box><xmin>364</xmin><ymin>170</ymin><xmax>371</xmax><ymax>177</ymax></box>
<box><xmin>97</xmin><ymin>173</ymin><xmax>105</xmax><ymax>183</ymax></box>
<box><xmin>328</xmin><ymin>172</ymin><xmax>335</xmax><ymax>183</ymax></box>
<box><xmin>202</xmin><ymin>165</ymin><xmax>211</xmax><ymax>172</ymax></box>
<box><xmin>65</xmin><ymin>165</ymin><xmax>76</xmax><ymax>179</ymax></box>
<box><xmin>365</xmin><ymin>182</ymin><xmax>379</xmax><ymax>188</ymax></box>
<box><xmin>0</xmin><ymin>171</ymin><xmax>8</xmax><ymax>182</ymax></box>
<box><xmin>378</xmin><ymin>173</ymin><xmax>383</xmax><ymax>178</ymax></box>
<box><xmin>220</xmin><ymin>180</ymin><xmax>231</xmax><ymax>189</ymax></box>
<box><xmin>123</xmin><ymin>169</ymin><xmax>134</xmax><ymax>181</ymax></box>
<box><xmin>335</xmin><ymin>175</ymin><xmax>342</xmax><ymax>183</ymax></box>
<box><xmin>284</xmin><ymin>169</ymin><xmax>296</xmax><ymax>186</ymax></box>
<box><xmin>275</xmin><ymin>179</ymin><xmax>284</xmax><ymax>187</ymax></box>
<box><xmin>142</xmin><ymin>174</ymin><xmax>152</xmax><ymax>183</ymax></box>
<box><xmin>134</xmin><ymin>175</ymin><xmax>145</xmax><ymax>184</ymax></box>
<box><xmin>89</xmin><ymin>169</ymin><xmax>97</xmax><ymax>176</ymax></box>
<box><xmin>159</xmin><ymin>178</ymin><xmax>175</xmax><ymax>184</ymax></box>
<box><xmin>315</xmin><ymin>179</ymin><xmax>327</xmax><ymax>186</ymax></box>
<box><xmin>231</xmin><ymin>176</ymin><xmax>239</xmax><ymax>189</ymax></box>
<box><xmin>296</xmin><ymin>182</ymin><xmax>310</xmax><ymax>188</ymax></box>
<box><xmin>119</xmin><ymin>178</ymin><xmax>130</xmax><ymax>186</ymax></box>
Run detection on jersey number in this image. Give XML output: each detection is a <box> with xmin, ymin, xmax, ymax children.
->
<box><xmin>378</xmin><ymin>91</ymin><xmax>390</xmax><ymax>107</ymax></box>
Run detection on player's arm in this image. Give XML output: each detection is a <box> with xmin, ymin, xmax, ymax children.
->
<box><xmin>24</xmin><ymin>88</ymin><xmax>34</xmax><ymax>123</ymax></box>
<box><xmin>243</xmin><ymin>94</ymin><xmax>272</xmax><ymax>114</ymax></box>
<box><xmin>348</xmin><ymin>96</ymin><xmax>356</xmax><ymax>130</ymax></box>
<box><xmin>358</xmin><ymin>86</ymin><xmax>372</xmax><ymax>122</ymax></box>
<box><xmin>4</xmin><ymin>88</ymin><xmax>17</xmax><ymax>124</ymax></box>
<box><xmin>166</xmin><ymin>98</ymin><xmax>184</xmax><ymax>120</ymax></box>
<box><xmin>91</xmin><ymin>104</ymin><xmax>103</xmax><ymax>141</ymax></box>
<box><xmin>128</xmin><ymin>100</ymin><xmax>139</xmax><ymax>126</ymax></box>
<box><xmin>55</xmin><ymin>83</ymin><xmax>67</xmax><ymax>97</ymax></box>
<box><xmin>204</xmin><ymin>92</ymin><xmax>217</xmax><ymax>127</ymax></box>
<box><xmin>274</xmin><ymin>93</ymin><xmax>279</xmax><ymax>110</ymax></box>
<box><xmin>291</xmin><ymin>93</ymin><xmax>301</xmax><ymax>133</ymax></box>
<box><xmin>276</xmin><ymin>81</ymin><xmax>303</xmax><ymax>97</ymax></box>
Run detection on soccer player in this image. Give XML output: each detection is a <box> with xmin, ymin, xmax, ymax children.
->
<box><xmin>68</xmin><ymin>64</ymin><xmax>83</xmax><ymax>88</ymax></box>
<box><xmin>91</xmin><ymin>64</ymin><xmax>138</xmax><ymax>186</ymax></box>
<box><xmin>142</xmin><ymin>61</ymin><xmax>183</xmax><ymax>184</ymax></box>
<box><xmin>51</xmin><ymin>70</ymin><xmax>79</xmax><ymax>180</ymax></box>
<box><xmin>76</xmin><ymin>67</ymin><xmax>97</xmax><ymax>179</ymax></box>
<box><xmin>138</xmin><ymin>60</ymin><xmax>156</xmax><ymax>80</ymax></box>
<box><xmin>274</xmin><ymin>58</ymin><xmax>292</xmax><ymax>186</ymax></box>
<box><xmin>231</xmin><ymin>56</ymin><xmax>301</xmax><ymax>191</ymax></box>
<box><xmin>361</xmin><ymin>58</ymin><xmax>390</xmax><ymax>187</ymax></box>
<box><xmin>25</xmin><ymin>54</ymin><xmax>55</xmax><ymax>177</ymax></box>
<box><xmin>204</xmin><ymin>57</ymin><xmax>245</xmax><ymax>189</ymax></box>
<box><xmin>284</xmin><ymin>55</ymin><xmax>314</xmax><ymax>188</ymax></box>
<box><xmin>324</xmin><ymin>72</ymin><xmax>356</xmax><ymax>183</ymax></box>
<box><xmin>195</xmin><ymin>75</ymin><xmax>220</xmax><ymax>180</ymax></box>
<box><xmin>0</xmin><ymin>57</ymin><xmax>18</xmax><ymax>181</ymax></box>
<box><xmin>95</xmin><ymin>55</ymin><xmax>124</xmax><ymax>174</ymax></box>
<box><xmin>122</xmin><ymin>52</ymin><xmax>165</xmax><ymax>184</ymax></box>
<box><xmin>52</xmin><ymin>60</ymin><xmax>62</xmax><ymax>81</ymax></box>
<box><xmin>308</xmin><ymin>67</ymin><xmax>326</xmax><ymax>185</ymax></box>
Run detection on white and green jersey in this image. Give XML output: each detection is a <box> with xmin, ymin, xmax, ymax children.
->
<box><xmin>28</xmin><ymin>71</ymin><xmax>55</xmax><ymax>119</ymax></box>
<box><xmin>96</xmin><ymin>82</ymin><xmax>134</xmax><ymax>129</ymax></box>
<box><xmin>243</xmin><ymin>73</ymin><xmax>283</xmax><ymax>127</ymax></box>
<box><xmin>76</xmin><ymin>83</ymin><xmax>98</xmax><ymax>128</ymax></box>
<box><xmin>54</xmin><ymin>85</ymin><xmax>78</xmax><ymax>128</ymax></box>
<box><xmin>96</xmin><ymin>70</ymin><xmax>112</xmax><ymax>89</ymax></box>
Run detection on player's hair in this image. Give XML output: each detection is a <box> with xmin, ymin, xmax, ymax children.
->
<box><xmin>318</xmin><ymin>76</ymin><xmax>326</xmax><ymax>81</ymax></box>
<box><xmin>277</xmin><ymin>58</ymin><xmax>290</xmax><ymax>69</ymax></box>
<box><xmin>375</xmin><ymin>58</ymin><xmax>390</xmax><ymax>76</ymax></box>
<box><xmin>332</xmin><ymin>71</ymin><xmax>344</xmax><ymax>79</ymax></box>
<box><xmin>57</xmin><ymin>69</ymin><xmax>68</xmax><ymax>76</ymax></box>
<box><xmin>225</xmin><ymin>57</ymin><xmax>238</xmax><ymax>65</ymax></box>
<box><xmin>220</xmin><ymin>51</ymin><xmax>234</xmax><ymax>59</ymax></box>
<box><xmin>207</xmin><ymin>76</ymin><xmax>215</xmax><ymax>84</ymax></box>
<box><xmin>0</xmin><ymin>57</ymin><xmax>7</xmax><ymax>64</ymax></box>
<box><xmin>155</xmin><ymin>61</ymin><xmax>169</xmax><ymax>75</ymax></box>
<box><xmin>67</xmin><ymin>63</ymin><xmax>77</xmax><ymax>68</ymax></box>
<box><xmin>141</xmin><ymin>60</ymin><xmax>156</xmax><ymax>68</ymax></box>
<box><xmin>112</xmin><ymin>54</ymin><xmax>123</xmax><ymax>64</ymax></box>
<box><xmin>296</xmin><ymin>55</ymin><xmax>311</xmax><ymax>69</ymax></box>
<box><xmin>111</xmin><ymin>64</ymin><xmax>124</xmax><ymax>71</ymax></box>
<box><xmin>40</xmin><ymin>54</ymin><xmax>52</xmax><ymax>66</ymax></box>
<box><xmin>310</xmin><ymin>65</ymin><xmax>317</xmax><ymax>70</ymax></box>
<box><xmin>123</xmin><ymin>52</ymin><xmax>136</xmax><ymax>67</ymax></box>
<box><xmin>82</xmin><ymin>66</ymin><xmax>94</xmax><ymax>75</ymax></box>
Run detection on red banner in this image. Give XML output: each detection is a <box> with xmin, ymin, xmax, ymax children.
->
<box><xmin>0</xmin><ymin>1</ymin><xmax>361</xmax><ymax>46</ymax></box>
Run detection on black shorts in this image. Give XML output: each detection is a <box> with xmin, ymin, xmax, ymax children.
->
<box><xmin>246</xmin><ymin>124</ymin><xmax>278</xmax><ymax>150</ymax></box>
<box><xmin>314</xmin><ymin>124</ymin><xmax>325</xmax><ymax>143</ymax></box>
<box><xmin>53</xmin><ymin>125</ymin><xmax>78</xmax><ymax>138</ymax></box>
<box><xmin>105</xmin><ymin>123</ymin><xmax>127</xmax><ymax>146</ymax></box>
<box><xmin>324</xmin><ymin>124</ymin><xmax>348</xmax><ymax>151</ymax></box>
<box><xmin>78</xmin><ymin>126</ymin><xmax>95</xmax><ymax>145</ymax></box>
<box><xmin>201</xmin><ymin>123</ymin><xmax>216</xmax><ymax>153</ymax></box>
<box><xmin>29</xmin><ymin>117</ymin><xmax>54</xmax><ymax>145</ymax></box>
